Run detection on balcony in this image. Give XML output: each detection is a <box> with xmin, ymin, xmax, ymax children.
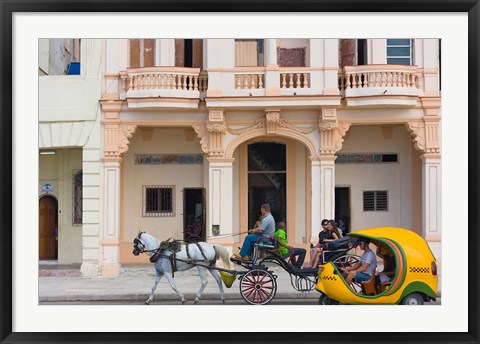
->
<box><xmin>338</xmin><ymin>65</ymin><xmax>437</xmax><ymax>107</ymax></box>
<box><xmin>108</xmin><ymin>67</ymin><xmax>208</xmax><ymax>109</ymax></box>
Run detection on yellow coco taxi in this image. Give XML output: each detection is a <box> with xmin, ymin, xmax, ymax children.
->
<box><xmin>315</xmin><ymin>227</ymin><xmax>438</xmax><ymax>305</ymax></box>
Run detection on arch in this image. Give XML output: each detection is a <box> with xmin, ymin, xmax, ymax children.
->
<box><xmin>225</xmin><ymin>127</ymin><xmax>317</xmax><ymax>158</ymax></box>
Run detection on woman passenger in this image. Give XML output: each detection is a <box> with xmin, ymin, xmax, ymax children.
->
<box><xmin>303</xmin><ymin>219</ymin><xmax>341</xmax><ymax>268</ymax></box>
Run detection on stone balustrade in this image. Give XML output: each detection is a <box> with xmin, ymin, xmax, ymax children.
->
<box><xmin>338</xmin><ymin>65</ymin><xmax>421</xmax><ymax>92</ymax></box>
<box><xmin>118</xmin><ymin>67</ymin><xmax>206</xmax><ymax>99</ymax></box>
<box><xmin>234</xmin><ymin>70</ymin><xmax>266</xmax><ymax>89</ymax></box>
<box><xmin>280</xmin><ymin>70</ymin><xmax>310</xmax><ymax>89</ymax></box>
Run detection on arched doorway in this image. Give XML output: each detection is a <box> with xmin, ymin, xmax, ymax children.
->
<box><xmin>39</xmin><ymin>195</ymin><xmax>58</xmax><ymax>260</ymax></box>
<box><xmin>248</xmin><ymin>142</ymin><xmax>286</xmax><ymax>228</ymax></box>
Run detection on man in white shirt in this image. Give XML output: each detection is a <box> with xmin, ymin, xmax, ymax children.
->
<box><xmin>341</xmin><ymin>238</ymin><xmax>377</xmax><ymax>284</ymax></box>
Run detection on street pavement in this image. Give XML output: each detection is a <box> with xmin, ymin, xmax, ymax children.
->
<box><xmin>39</xmin><ymin>263</ymin><xmax>441</xmax><ymax>304</ymax></box>
<box><xmin>39</xmin><ymin>263</ymin><xmax>320</xmax><ymax>303</ymax></box>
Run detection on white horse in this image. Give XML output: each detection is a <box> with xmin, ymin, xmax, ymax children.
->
<box><xmin>132</xmin><ymin>231</ymin><xmax>232</xmax><ymax>304</ymax></box>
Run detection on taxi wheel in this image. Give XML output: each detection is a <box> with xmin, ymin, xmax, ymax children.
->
<box><xmin>401</xmin><ymin>293</ymin><xmax>424</xmax><ymax>305</ymax></box>
<box><xmin>318</xmin><ymin>294</ymin><xmax>339</xmax><ymax>305</ymax></box>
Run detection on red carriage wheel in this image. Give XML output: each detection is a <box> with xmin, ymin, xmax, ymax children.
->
<box><xmin>239</xmin><ymin>269</ymin><xmax>277</xmax><ymax>305</ymax></box>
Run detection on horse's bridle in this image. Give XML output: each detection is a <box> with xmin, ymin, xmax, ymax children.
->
<box><xmin>132</xmin><ymin>235</ymin><xmax>146</xmax><ymax>256</ymax></box>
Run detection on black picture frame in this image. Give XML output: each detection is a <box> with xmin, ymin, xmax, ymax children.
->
<box><xmin>1</xmin><ymin>1</ymin><xmax>479</xmax><ymax>343</ymax></box>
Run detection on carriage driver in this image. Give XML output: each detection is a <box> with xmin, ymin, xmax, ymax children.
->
<box><xmin>233</xmin><ymin>203</ymin><xmax>276</xmax><ymax>261</ymax></box>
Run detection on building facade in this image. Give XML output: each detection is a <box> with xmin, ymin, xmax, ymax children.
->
<box><xmin>39</xmin><ymin>38</ymin><xmax>441</xmax><ymax>277</ymax></box>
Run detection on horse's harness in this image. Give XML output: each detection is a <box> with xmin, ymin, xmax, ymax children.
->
<box><xmin>145</xmin><ymin>237</ymin><xmax>217</xmax><ymax>277</ymax></box>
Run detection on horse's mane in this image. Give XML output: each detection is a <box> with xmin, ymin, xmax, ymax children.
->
<box><xmin>139</xmin><ymin>231</ymin><xmax>159</xmax><ymax>249</ymax></box>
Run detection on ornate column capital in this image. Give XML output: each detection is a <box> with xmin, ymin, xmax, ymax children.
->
<box><xmin>203</xmin><ymin>108</ymin><xmax>227</xmax><ymax>157</ymax></box>
<box><xmin>318</xmin><ymin>111</ymin><xmax>351</xmax><ymax>156</ymax></box>
<box><xmin>101</xmin><ymin>100</ymin><xmax>137</xmax><ymax>162</ymax></box>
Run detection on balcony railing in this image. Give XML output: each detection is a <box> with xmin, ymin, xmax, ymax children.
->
<box><xmin>280</xmin><ymin>69</ymin><xmax>310</xmax><ymax>89</ymax></box>
<box><xmin>118</xmin><ymin>67</ymin><xmax>208</xmax><ymax>100</ymax></box>
<box><xmin>338</xmin><ymin>65</ymin><xmax>422</xmax><ymax>94</ymax></box>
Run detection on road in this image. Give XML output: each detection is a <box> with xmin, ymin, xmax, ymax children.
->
<box><xmin>40</xmin><ymin>298</ymin><xmax>441</xmax><ymax>306</ymax></box>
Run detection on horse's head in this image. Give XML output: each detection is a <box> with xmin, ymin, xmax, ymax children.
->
<box><xmin>132</xmin><ymin>231</ymin><xmax>146</xmax><ymax>256</ymax></box>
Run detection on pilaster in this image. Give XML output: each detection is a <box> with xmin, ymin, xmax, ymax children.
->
<box><xmin>207</xmin><ymin>157</ymin><xmax>235</xmax><ymax>243</ymax></box>
<box><xmin>317</xmin><ymin>108</ymin><xmax>351</xmax><ymax>221</ymax></box>
<box><xmin>406</xmin><ymin>100</ymin><xmax>441</xmax><ymax>243</ymax></box>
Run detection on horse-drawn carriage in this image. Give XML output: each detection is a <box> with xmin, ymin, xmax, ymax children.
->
<box><xmin>132</xmin><ymin>231</ymin><xmax>361</xmax><ymax>305</ymax></box>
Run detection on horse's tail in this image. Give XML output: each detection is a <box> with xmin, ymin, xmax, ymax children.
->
<box><xmin>213</xmin><ymin>244</ymin><xmax>231</xmax><ymax>270</ymax></box>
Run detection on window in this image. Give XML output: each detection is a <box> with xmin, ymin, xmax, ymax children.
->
<box><xmin>363</xmin><ymin>191</ymin><xmax>388</xmax><ymax>212</ymax></box>
<box><xmin>336</xmin><ymin>153</ymin><xmax>398</xmax><ymax>164</ymax></box>
<box><xmin>143</xmin><ymin>185</ymin><xmax>174</xmax><ymax>217</ymax></box>
<box><xmin>73</xmin><ymin>171</ymin><xmax>83</xmax><ymax>224</ymax></box>
<box><xmin>386</xmin><ymin>39</ymin><xmax>413</xmax><ymax>65</ymax></box>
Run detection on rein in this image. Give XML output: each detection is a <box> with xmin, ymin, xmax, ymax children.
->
<box><xmin>140</xmin><ymin>249</ymin><xmax>236</xmax><ymax>275</ymax></box>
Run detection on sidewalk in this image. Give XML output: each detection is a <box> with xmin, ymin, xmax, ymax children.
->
<box><xmin>39</xmin><ymin>264</ymin><xmax>320</xmax><ymax>303</ymax></box>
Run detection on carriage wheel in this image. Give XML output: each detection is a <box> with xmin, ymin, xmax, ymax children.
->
<box><xmin>239</xmin><ymin>269</ymin><xmax>277</xmax><ymax>305</ymax></box>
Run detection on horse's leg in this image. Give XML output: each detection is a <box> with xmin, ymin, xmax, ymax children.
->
<box><xmin>208</xmin><ymin>268</ymin><xmax>226</xmax><ymax>304</ymax></box>
<box><xmin>146</xmin><ymin>270</ymin><xmax>163</xmax><ymax>305</ymax></box>
<box><xmin>194</xmin><ymin>266</ymin><xmax>208</xmax><ymax>304</ymax></box>
<box><xmin>164</xmin><ymin>272</ymin><xmax>186</xmax><ymax>304</ymax></box>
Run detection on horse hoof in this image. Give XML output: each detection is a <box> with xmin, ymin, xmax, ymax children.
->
<box><xmin>145</xmin><ymin>300</ymin><xmax>151</xmax><ymax>305</ymax></box>
<box><xmin>194</xmin><ymin>299</ymin><xmax>199</xmax><ymax>304</ymax></box>
<box><xmin>222</xmin><ymin>299</ymin><xmax>226</xmax><ymax>304</ymax></box>
<box><xmin>181</xmin><ymin>300</ymin><xmax>186</xmax><ymax>305</ymax></box>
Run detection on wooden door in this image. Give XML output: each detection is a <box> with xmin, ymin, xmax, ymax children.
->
<box><xmin>39</xmin><ymin>196</ymin><xmax>57</xmax><ymax>260</ymax></box>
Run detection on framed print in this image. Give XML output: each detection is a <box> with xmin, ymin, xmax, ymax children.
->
<box><xmin>1</xmin><ymin>1</ymin><xmax>479</xmax><ymax>343</ymax></box>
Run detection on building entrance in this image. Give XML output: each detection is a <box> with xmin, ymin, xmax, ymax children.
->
<box><xmin>247</xmin><ymin>143</ymin><xmax>286</xmax><ymax>229</ymax></box>
<box><xmin>183</xmin><ymin>188</ymin><xmax>206</xmax><ymax>242</ymax></box>
<box><xmin>335</xmin><ymin>186</ymin><xmax>351</xmax><ymax>235</ymax></box>
<box><xmin>39</xmin><ymin>195</ymin><xmax>58</xmax><ymax>260</ymax></box>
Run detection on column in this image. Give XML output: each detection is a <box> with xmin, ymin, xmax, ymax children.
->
<box><xmin>310</xmin><ymin>157</ymin><xmax>322</xmax><ymax>240</ymax></box>
<box><xmin>265</xmin><ymin>39</ymin><xmax>278</xmax><ymax>66</ymax></box>
<box><xmin>265</xmin><ymin>39</ymin><xmax>280</xmax><ymax>96</ymax></box>
<box><xmin>422</xmin><ymin>155</ymin><xmax>441</xmax><ymax>241</ymax></box>
<box><xmin>319</xmin><ymin>156</ymin><xmax>336</xmax><ymax>220</ymax></box>
<box><xmin>158</xmin><ymin>39</ymin><xmax>175</xmax><ymax>66</ymax></box>
<box><xmin>99</xmin><ymin>100</ymin><xmax>136</xmax><ymax>276</ymax></box>
<box><xmin>207</xmin><ymin>158</ymin><xmax>235</xmax><ymax>243</ymax></box>
<box><xmin>101</xmin><ymin>159</ymin><xmax>121</xmax><ymax>277</ymax></box>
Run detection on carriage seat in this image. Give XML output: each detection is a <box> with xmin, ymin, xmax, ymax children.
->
<box><xmin>361</xmin><ymin>270</ymin><xmax>377</xmax><ymax>296</ymax></box>
<box><xmin>254</xmin><ymin>236</ymin><xmax>275</xmax><ymax>250</ymax></box>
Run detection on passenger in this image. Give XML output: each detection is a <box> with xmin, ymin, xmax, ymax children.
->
<box><xmin>274</xmin><ymin>222</ymin><xmax>306</xmax><ymax>268</ymax></box>
<box><xmin>328</xmin><ymin>220</ymin><xmax>343</xmax><ymax>239</ymax></box>
<box><xmin>302</xmin><ymin>219</ymin><xmax>341</xmax><ymax>268</ymax></box>
<box><xmin>341</xmin><ymin>238</ymin><xmax>377</xmax><ymax>285</ymax></box>
<box><xmin>376</xmin><ymin>243</ymin><xmax>396</xmax><ymax>283</ymax></box>
<box><xmin>233</xmin><ymin>204</ymin><xmax>275</xmax><ymax>261</ymax></box>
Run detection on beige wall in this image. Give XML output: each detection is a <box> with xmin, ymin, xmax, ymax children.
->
<box><xmin>122</xmin><ymin>128</ymin><xmax>204</xmax><ymax>251</ymax></box>
<box><xmin>39</xmin><ymin>149</ymin><xmax>83</xmax><ymax>264</ymax></box>
<box><xmin>336</xmin><ymin>125</ymin><xmax>413</xmax><ymax>231</ymax></box>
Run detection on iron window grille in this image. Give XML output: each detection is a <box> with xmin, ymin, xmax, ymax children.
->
<box><xmin>73</xmin><ymin>170</ymin><xmax>83</xmax><ymax>225</ymax></box>
<box><xmin>143</xmin><ymin>185</ymin><xmax>175</xmax><ymax>217</ymax></box>
<box><xmin>386</xmin><ymin>39</ymin><xmax>413</xmax><ymax>66</ymax></box>
<box><xmin>363</xmin><ymin>191</ymin><xmax>388</xmax><ymax>212</ymax></box>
